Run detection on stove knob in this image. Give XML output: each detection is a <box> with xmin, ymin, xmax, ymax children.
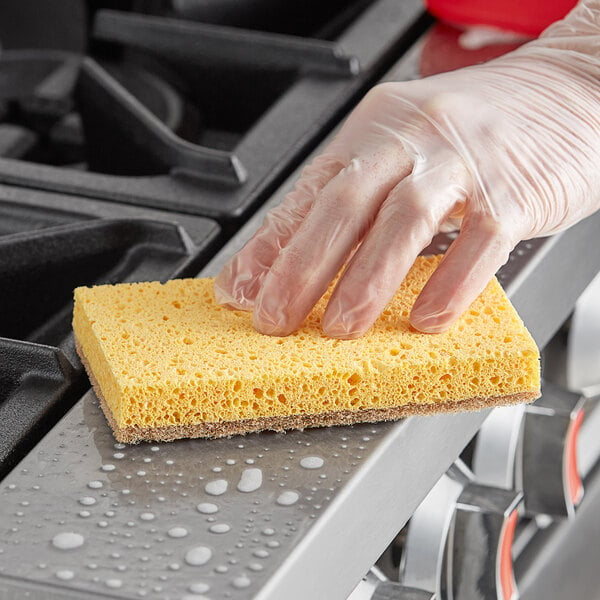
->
<box><xmin>347</xmin><ymin>567</ymin><xmax>437</xmax><ymax>600</ymax></box>
<box><xmin>519</xmin><ymin>382</ymin><xmax>586</xmax><ymax>516</ymax></box>
<box><xmin>450</xmin><ymin>483</ymin><xmax>521</xmax><ymax>600</ymax></box>
<box><xmin>473</xmin><ymin>381</ymin><xmax>586</xmax><ymax>517</ymax></box>
<box><xmin>401</xmin><ymin>460</ymin><xmax>522</xmax><ymax>600</ymax></box>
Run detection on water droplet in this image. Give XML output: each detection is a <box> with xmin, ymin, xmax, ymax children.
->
<box><xmin>52</xmin><ymin>532</ymin><xmax>85</xmax><ymax>550</ymax></box>
<box><xmin>215</xmin><ymin>565</ymin><xmax>229</xmax><ymax>574</ymax></box>
<box><xmin>267</xmin><ymin>540</ymin><xmax>280</xmax><ymax>548</ymax></box>
<box><xmin>168</xmin><ymin>563</ymin><xmax>181</xmax><ymax>571</ymax></box>
<box><xmin>197</xmin><ymin>503</ymin><xmax>219</xmax><ymax>515</ymax></box>
<box><xmin>249</xmin><ymin>563</ymin><xmax>264</xmax><ymax>572</ymax></box>
<box><xmin>185</xmin><ymin>546</ymin><xmax>212</xmax><ymax>566</ymax></box>
<box><xmin>226</xmin><ymin>459</ymin><xmax>236</xmax><ymax>466</ymax></box>
<box><xmin>300</xmin><ymin>457</ymin><xmax>324</xmax><ymax>469</ymax></box>
<box><xmin>262</xmin><ymin>528</ymin><xmax>275</xmax><ymax>536</ymax></box>
<box><xmin>136</xmin><ymin>471</ymin><xmax>146</xmax><ymax>477</ymax></box>
<box><xmin>78</xmin><ymin>497</ymin><xmax>96</xmax><ymax>506</ymax></box>
<box><xmin>168</xmin><ymin>526</ymin><xmax>188</xmax><ymax>538</ymax></box>
<box><xmin>88</xmin><ymin>481</ymin><xmax>103</xmax><ymax>489</ymax></box>
<box><xmin>245</xmin><ymin>459</ymin><xmax>255</xmax><ymax>465</ymax></box>
<box><xmin>212</xmin><ymin>467</ymin><xmax>222</xmax><ymax>473</ymax></box>
<box><xmin>55</xmin><ymin>570</ymin><xmax>74</xmax><ymax>580</ymax></box>
<box><xmin>253</xmin><ymin>549</ymin><xmax>269</xmax><ymax>558</ymax></box>
<box><xmin>237</xmin><ymin>469</ymin><xmax>262</xmax><ymax>493</ymax></box>
<box><xmin>189</xmin><ymin>582</ymin><xmax>210</xmax><ymax>593</ymax></box>
<box><xmin>209</xmin><ymin>523</ymin><xmax>231</xmax><ymax>534</ymax></box>
<box><xmin>105</xmin><ymin>578</ymin><xmax>122</xmax><ymax>589</ymax></box>
<box><xmin>98</xmin><ymin>521</ymin><xmax>108</xmax><ymax>528</ymax></box>
<box><xmin>79</xmin><ymin>511</ymin><xmax>91</xmax><ymax>518</ymax></box>
<box><xmin>114</xmin><ymin>443</ymin><xmax>126</xmax><ymax>449</ymax></box>
<box><xmin>140</xmin><ymin>513</ymin><xmax>155</xmax><ymax>521</ymax></box>
<box><xmin>101</xmin><ymin>464</ymin><xmax>116</xmax><ymax>472</ymax></box>
<box><xmin>205</xmin><ymin>480</ymin><xmax>228</xmax><ymax>496</ymax></box>
<box><xmin>113</xmin><ymin>452</ymin><xmax>125</xmax><ymax>459</ymax></box>
<box><xmin>276</xmin><ymin>491</ymin><xmax>299</xmax><ymax>506</ymax></box>
<box><xmin>232</xmin><ymin>574</ymin><xmax>251</xmax><ymax>588</ymax></box>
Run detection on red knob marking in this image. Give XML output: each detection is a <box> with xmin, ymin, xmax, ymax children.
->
<box><xmin>499</xmin><ymin>509</ymin><xmax>518</xmax><ymax>600</ymax></box>
<box><xmin>566</xmin><ymin>408</ymin><xmax>584</xmax><ymax>506</ymax></box>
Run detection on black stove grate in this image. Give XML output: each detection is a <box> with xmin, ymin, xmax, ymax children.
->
<box><xmin>0</xmin><ymin>184</ymin><xmax>220</xmax><ymax>477</ymax></box>
<box><xmin>0</xmin><ymin>0</ymin><xmax>428</xmax><ymax>223</ymax></box>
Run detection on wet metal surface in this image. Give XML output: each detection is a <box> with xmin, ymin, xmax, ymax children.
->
<box><xmin>0</xmin><ymin>392</ymin><xmax>387</xmax><ymax>599</ymax></box>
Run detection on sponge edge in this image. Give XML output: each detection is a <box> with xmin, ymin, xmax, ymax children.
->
<box><xmin>72</xmin><ymin>255</ymin><xmax>541</xmax><ymax>444</ymax></box>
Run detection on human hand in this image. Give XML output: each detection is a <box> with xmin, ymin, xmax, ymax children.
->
<box><xmin>215</xmin><ymin>2</ymin><xmax>600</xmax><ymax>338</ymax></box>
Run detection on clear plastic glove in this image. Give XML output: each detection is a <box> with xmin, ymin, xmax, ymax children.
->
<box><xmin>215</xmin><ymin>1</ymin><xmax>600</xmax><ymax>338</ymax></box>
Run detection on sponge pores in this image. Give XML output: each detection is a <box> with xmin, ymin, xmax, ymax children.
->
<box><xmin>72</xmin><ymin>255</ymin><xmax>540</xmax><ymax>443</ymax></box>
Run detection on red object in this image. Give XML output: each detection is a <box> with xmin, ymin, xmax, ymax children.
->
<box><xmin>419</xmin><ymin>22</ymin><xmax>525</xmax><ymax>78</ymax></box>
<box><xmin>425</xmin><ymin>0</ymin><xmax>577</xmax><ymax>36</ymax></box>
<box><xmin>565</xmin><ymin>408</ymin><xmax>585</xmax><ymax>506</ymax></box>
<box><xmin>499</xmin><ymin>509</ymin><xmax>519</xmax><ymax>600</ymax></box>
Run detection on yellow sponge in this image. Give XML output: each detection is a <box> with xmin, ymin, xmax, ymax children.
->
<box><xmin>72</xmin><ymin>255</ymin><xmax>540</xmax><ymax>443</ymax></box>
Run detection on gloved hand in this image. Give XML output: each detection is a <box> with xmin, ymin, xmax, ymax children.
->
<box><xmin>215</xmin><ymin>1</ymin><xmax>600</xmax><ymax>338</ymax></box>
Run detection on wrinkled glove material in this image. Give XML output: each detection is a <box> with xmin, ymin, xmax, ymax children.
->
<box><xmin>216</xmin><ymin>1</ymin><xmax>600</xmax><ymax>338</ymax></box>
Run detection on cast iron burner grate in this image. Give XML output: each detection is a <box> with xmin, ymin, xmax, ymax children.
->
<box><xmin>0</xmin><ymin>184</ymin><xmax>220</xmax><ymax>478</ymax></box>
<box><xmin>0</xmin><ymin>0</ymin><xmax>428</xmax><ymax>223</ymax></box>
